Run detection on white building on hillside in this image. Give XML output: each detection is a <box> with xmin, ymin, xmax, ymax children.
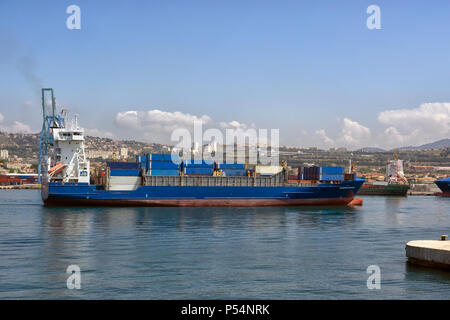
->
<box><xmin>0</xmin><ymin>149</ymin><xmax>8</xmax><ymax>160</ymax></box>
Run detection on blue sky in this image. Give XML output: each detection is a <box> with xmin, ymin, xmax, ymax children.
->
<box><xmin>0</xmin><ymin>0</ymin><xmax>449</xmax><ymax>149</ymax></box>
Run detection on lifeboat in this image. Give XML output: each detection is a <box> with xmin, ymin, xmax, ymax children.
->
<box><xmin>48</xmin><ymin>162</ymin><xmax>66</xmax><ymax>176</ymax></box>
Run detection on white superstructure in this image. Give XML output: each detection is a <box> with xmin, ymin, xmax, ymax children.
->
<box><xmin>386</xmin><ymin>159</ymin><xmax>407</xmax><ymax>184</ymax></box>
<box><xmin>45</xmin><ymin>114</ymin><xmax>90</xmax><ymax>183</ymax></box>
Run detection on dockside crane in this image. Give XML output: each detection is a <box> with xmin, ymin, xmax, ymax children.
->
<box><xmin>38</xmin><ymin>88</ymin><xmax>65</xmax><ymax>183</ymax></box>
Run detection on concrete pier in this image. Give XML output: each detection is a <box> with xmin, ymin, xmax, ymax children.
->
<box><xmin>406</xmin><ymin>239</ymin><xmax>450</xmax><ymax>270</ymax></box>
<box><xmin>0</xmin><ymin>184</ymin><xmax>40</xmax><ymax>190</ymax></box>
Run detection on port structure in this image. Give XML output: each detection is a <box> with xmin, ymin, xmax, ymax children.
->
<box><xmin>38</xmin><ymin>88</ymin><xmax>65</xmax><ymax>183</ymax></box>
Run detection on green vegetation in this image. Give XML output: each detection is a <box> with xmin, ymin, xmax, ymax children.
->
<box><xmin>279</xmin><ymin>147</ymin><xmax>449</xmax><ymax>169</ymax></box>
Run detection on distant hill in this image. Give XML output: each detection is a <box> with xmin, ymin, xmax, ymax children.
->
<box><xmin>393</xmin><ymin>138</ymin><xmax>450</xmax><ymax>151</ymax></box>
<box><xmin>356</xmin><ymin>147</ymin><xmax>386</xmax><ymax>152</ymax></box>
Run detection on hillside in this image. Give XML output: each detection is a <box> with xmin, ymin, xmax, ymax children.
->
<box><xmin>0</xmin><ymin>131</ymin><xmax>168</xmax><ymax>162</ymax></box>
<box><xmin>393</xmin><ymin>138</ymin><xmax>450</xmax><ymax>151</ymax></box>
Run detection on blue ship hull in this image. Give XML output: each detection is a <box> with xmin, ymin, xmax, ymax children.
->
<box><xmin>42</xmin><ymin>179</ymin><xmax>365</xmax><ymax>207</ymax></box>
<box><xmin>435</xmin><ymin>177</ymin><xmax>450</xmax><ymax>196</ymax></box>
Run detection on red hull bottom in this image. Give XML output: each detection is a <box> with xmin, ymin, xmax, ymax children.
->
<box><xmin>44</xmin><ymin>197</ymin><xmax>355</xmax><ymax>207</ymax></box>
<box><xmin>435</xmin><ymin>192</ymin><xmax>450</xmax><ymax>197</ymax></box>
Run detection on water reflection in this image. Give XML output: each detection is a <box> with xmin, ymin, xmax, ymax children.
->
<box><xmin>39</xmin><ymin>208</ymin><xmax>93</xmax><ymax>298</ymax></box>
<box><xmin>404</xmin><ymin>262</ymin><xmax>450</xmax><ymax>284</ymax></box>
<box><xmin>1</xmin><ymin>190</ymin><xmax>448</xmax><ymax>299</ymax></box>
<box><xmin>39</xmin><ymin>205</ymin><xmax>364</xmax><ymax>239</ymax></box>
<box><xmin>384</xmin><ymin>196</ymin><xmax>407</xmax><ymax>211</ymax></box>
<box><xmin>382</xmin><ymin>196</ymin><xmax>408</xmax><ymax>225</ymax></box>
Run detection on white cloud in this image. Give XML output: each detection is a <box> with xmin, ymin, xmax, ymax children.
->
<box><xmin>321</xmin><ymin>103</ymin><xmax>449</xmax><ymax>149</ymax></box>
<box><xmin>105</xmin><ymin>102</ymin><xmax>450</xmax><ymax>149</ymax></box>
<box><xmin>0</xmin><ymin>117</ymin><xmax>32</xmax><ymax>134</ymax></box>
<box><xmin>382</xmin><ymin>126</ymin><xmax>406</xmax><ymax>146</ymax></box>
<box><xmin>114</xmin><ymin>108</ymin><xmax>264</xmax><ymax>146</ymax></box>
<box><xmin>315</xmin><ymin>129</ymin><xmax>334</xmax><ymax>146</ymax></box>
<box><xmin>115</xmin><ymin>109</ymin><xmax>212</xmax><ymax>143</ymax></box>
<box><xmin>84</xmin><ymin>128</ymin><xmax>115</xmax><ymax>139</ymax></box>
<box><xmin>338</xmin><ymin>118</ymin><xmax>371</xmax><ymax>148</ymax></box>
<box><xmin>378</xmin><ymin>103</ymin><xmax>450</xmax><ymax>147</ymax></box>
<box><xmin>219</xmin><ymin>120</ymin><xmax>255</xmax><ymax>130</ymax></box>
<box><xmin>116</xmin><ymin>109</ymin><xmax>211</xmax><ymax>129</ymax></box>
<box><xmin>11</xmin><ymin>121</ymin><xmax>32</xmax><ymax>133</ymax></box>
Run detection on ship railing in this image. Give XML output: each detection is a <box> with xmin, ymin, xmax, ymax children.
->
<box><xmin>143</xmin><ymin>171</ymin><xmax>286</xmax><ymax>187</ymax></box>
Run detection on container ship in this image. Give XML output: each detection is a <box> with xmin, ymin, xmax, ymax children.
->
<box><xmin>0</xmin><ymin>174</ymin><xmax>38</xmax><ymax>186</ymax></box>
<box><xmin>358</xmin><ymin>153</ymin><xmax>409</xmax><ymax>196</ymax></box>
<box><xmin>39</xmin><ymin>88</ymin><xmax>364</xmax><ymax>207</ymax></box>
<box><xmin>434</xmin><ymin>177</ymin><xmax>450</xmax><ymax>197</ymax></box>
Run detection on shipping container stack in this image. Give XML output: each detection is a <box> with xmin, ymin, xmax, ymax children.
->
<box><xmin>108</xmin><ymin>162</ymin><xmax>141</xmax><ymax>176</ymax></box>
<box><xmin>138</xmin><ymin>154</ymin><xmax>180</xmax><ymax>176</ymax></box>
<box><xmin>135</xmin><ymin>154</ymin><xmax>250</xmax><ymax>177</ymax></box>
<box><xmin>107</xmin><ymin>161</ymin><xmax>142</xmax><ymax>190</ymax></box>
<box><xmin>182</xmin><ymin>161</ymin><xmax>249</xmax><ymax>177</ymax></box>
<box><xmin>319</xmin><ymin>166</ymin><xmax>345</xmax><ymax>181</ymax></box>
<box><xmin>218</xmin><ymin>163</ymin><xmax>247</xmax><ymax>176</ymax></box>
<box><xmin>299</xmin><ymin>166</ymin><xmax>320</xmax><ymax>180</ymax></box>
<box><xmin>149</xmin><ymin>154</ymin><xmax>180</xmax><ymax>176</ymax></box>
<box><xmin>299</xmin><ymin>166</ymin><xmax>345</xmax><ymax>182</ymax></box>
<box><xmin>183</xmin><ymin>160</ymin><xmax>214</xmax><ymax>176</ymax></box>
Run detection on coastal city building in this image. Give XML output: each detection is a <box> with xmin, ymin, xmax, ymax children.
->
<box><xmin>86</xmin><ymin>150</ymin><xmax>114</xmax><ymax>159</ymax></box>
<box><xmin>0</xmin><ymin>149</ymin><xmax>8</xmax><ymax>160</ymax></box>
<box><xmin>120</xmin><ymin>147</ymin><xmax>128</xmax><ymax>159</ymax></box>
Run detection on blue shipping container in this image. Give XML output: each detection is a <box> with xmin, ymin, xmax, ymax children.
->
<box><xmin>150</xmin><ymin>169</ymin><xmax>179</xmax><ymax>176</ymax></box>
<box><xmin>108</xmin><ymin>162</ymin><xmax>140</xmax><ymax>170</ymax></box>
<box><xmin>219</xmin><ymin>163</ymin><xmax>245</xmax><ymax>169</ymax></box>
<box><xmin>320</xmin><ymin>166</ymin><xmax>344</xmax><ymax>175</ymax></box>
<box><xmin>183</xmin><ymin>163</ymin><xmax>215</xmax><ymax>168</ymax></box>
<box><xmin>183</xmin><ymin>160</ymin><xmax>215</xmax><ymax>167</ymax></box>
<box><xmin>110</xmin><ymin>169</ymin><xmax>141</xmax><ymax>176</ymax></box>
<box><xmin>222</xmin><ymin>169</ymin><xmax>247</xmax><ymax>176</ymax></box>
<box><xmin>185</xmin><ymin>167</ymin><xmax>213</xmax><ymax>175</ymax></box>
<box><xmin>150</xmin><ymin>161</ymin><xmax>180</xmax><ymax>170</ymax></box>
<box><xmin>150</xmin><ymin>154</ymin><xmax>179</xmax><ymax>162</ymax></box>
<box><xmin>137</xmin><ymin>155</ymin><xmax>149</xmax><ymax>170</ymax></box>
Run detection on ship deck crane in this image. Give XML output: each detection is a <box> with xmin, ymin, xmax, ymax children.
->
<box><xmin>38</xmin><ymin>88</ymin><xmax>65</xmax><ymax>183</ymax></box>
